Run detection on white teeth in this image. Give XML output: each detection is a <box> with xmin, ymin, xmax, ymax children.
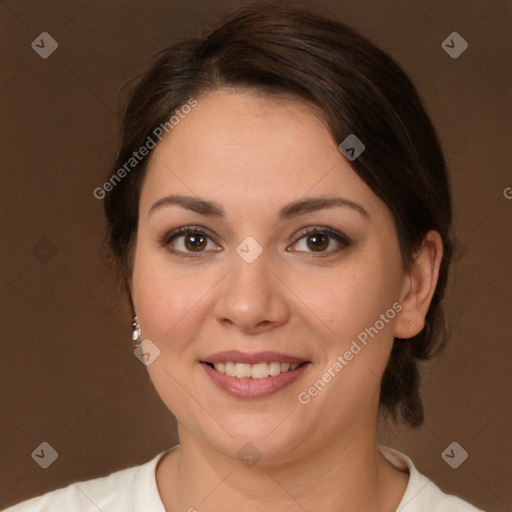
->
<box><xmin>235</xmin><ymin>363</ymin><xmax>252</xmax><ymax>378</ymax></box>
<box><xmin>210</xmin><ymin>361</ymin><xmax>303</xmax><ymax>378</ymax></box>
<box><xmin>224</xmin><ymin>362</ymin><xmax>236</xmax><ymax>377</ymax></box>
<box><xmin>268</xmin><ymin>362</ymin><xmax>281</xmax><ymax>376</ymax></box>
<box><xmin>251</xmin><ymin>362</ymin><xmax>270</xmax><ymax>379</ymax></box>
<box><xmin>214</xmin><ymin>362</ymin><xmax>225</xmax><ymax>373</ymax></box>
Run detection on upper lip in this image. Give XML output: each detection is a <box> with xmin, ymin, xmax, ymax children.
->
<box><xmin>202</xmin><ymin>350</ymin><xmax>309</xmax><ymax>365</ymax></box>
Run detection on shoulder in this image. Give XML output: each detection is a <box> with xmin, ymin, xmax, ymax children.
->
<box><xmin>2</xmin><ymin>450</ymin><xmax>170</xmax><ymax>512</ymax></box>
<box><xmin>378</xmin><ymin>446</ymin><xmax>485</xmax><ymax>512</ymax></box>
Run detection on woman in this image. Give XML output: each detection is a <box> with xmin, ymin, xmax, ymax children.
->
<box><xmin>5</xmin><ymin>3</ymin><xmax>484</xmax><ymax>511</ymax></box>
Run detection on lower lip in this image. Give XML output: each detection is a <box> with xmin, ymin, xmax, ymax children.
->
<box><xmin>201</xmin><ymin>362</ymin><xmax>310</xmax><ymax>399</ymax></box>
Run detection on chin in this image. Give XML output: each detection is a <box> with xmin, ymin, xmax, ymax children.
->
<box><xmin>197</xmin><ymin>418</ymin><xmax>309</xmax><ymax>467</ymax></box>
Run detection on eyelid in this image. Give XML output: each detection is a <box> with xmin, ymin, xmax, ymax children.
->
<box><xmin>161</xmin><ymin>224</ymin><xmax>351</xmax><ymax>257</ymax></box>
<box><xmin>292</xmin><ymin>225</ymin><xmax>351</xmax><ymax>246</ymax></box>
<box><xmin>161</xmin><ymin>225</ymin><xmax>215</xmax><ymax>245</ymax></box>
<box><xmin>288</xmin><ymin>225</ymin><xmax>351</xmax><ymax>256</ymax></box>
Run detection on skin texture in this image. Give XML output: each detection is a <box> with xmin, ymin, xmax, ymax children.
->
<box><xmin>129</xmin><ymin>89</ymin><xmax>443</xmax><ymax>511</ymax></box>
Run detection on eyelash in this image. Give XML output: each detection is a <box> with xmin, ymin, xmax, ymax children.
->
<box><xmin>160</xmin><ymin>225</ymin><xmax>351</xmax><ymax>259</ymax></box>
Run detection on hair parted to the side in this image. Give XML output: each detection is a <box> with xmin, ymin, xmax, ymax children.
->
<box><xmin>101</xmin><ymin>2</ymin><xmax>453</xmax><ymax>428</ymax></box>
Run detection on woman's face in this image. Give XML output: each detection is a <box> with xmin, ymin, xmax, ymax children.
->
<box><xmin>131</xmin><ymin>89</ymin><xmax>410</xmax><ymax>463</ymax></box>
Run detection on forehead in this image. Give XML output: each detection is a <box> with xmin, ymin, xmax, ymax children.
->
<box><xmin>155</xmin><ymin>89</ymin><xmax>337</xmax><ymax>172</ymax></box>
<box><xmin>139</xmin><ymin>89</ymin><xmax>385</xmax><ymax>221</ymax></box>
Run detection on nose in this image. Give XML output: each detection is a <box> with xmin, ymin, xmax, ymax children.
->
<box><xmin>213</xmin><ymin>245</ymin><xmax>290</xmax><ymax>335</ymax></box>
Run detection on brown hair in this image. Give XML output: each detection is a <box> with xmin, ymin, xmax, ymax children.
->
<box><xmin>102</xmin><ymin>2</ymin><xmax>453</xmax><ymax>428</ymax></box>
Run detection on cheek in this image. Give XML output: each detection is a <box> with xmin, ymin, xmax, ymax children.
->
<box><xmin>293</xmin><ymin>257</ymin><xmax>402</xmax><ymax>419</ymax></box>
<box><xmin>299</xmin><ymin>254</ymin><xmax>402</xmax><ymax>343</ymax></box>
<box><xmin>131</xmin><ymin>249</ymin><xmax>212</xmax><ymax>418</ymax></box>
<box><xmin>131</xmin><ymin>247</ymin><xmax>211</xmax><ymax>354</ymax></box>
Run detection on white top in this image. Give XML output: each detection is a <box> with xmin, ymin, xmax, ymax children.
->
<box><xmin>3</xmin><ymin>445</ymin><xmax>484</xmax><ymax>511</ymax></box>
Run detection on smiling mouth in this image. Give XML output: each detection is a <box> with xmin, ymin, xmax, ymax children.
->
<box><xmin>203</xmin><ymin>361</ymin><xmax>308</xmax><ymax>379</ymax></box>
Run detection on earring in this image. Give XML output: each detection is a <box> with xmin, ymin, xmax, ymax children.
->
<box><xmin>132</xmin><ymin>315</ymin><xmax>141</xmax><ymax>347</ymax></box>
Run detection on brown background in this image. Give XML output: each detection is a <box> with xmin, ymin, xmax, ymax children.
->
<box><xmin>1</xmin><ymin>0</ymin><xmax>510</xmax><ymax>510</ymax></box>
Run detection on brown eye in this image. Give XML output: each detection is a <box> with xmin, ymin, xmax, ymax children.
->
<box><xmin>291</xmin><ymin>227</ymin><xmax>350</xmax><ymax>255</ymax></box>
<box><xmin>183</xmin><ymin>233</ymin><xmax>208</xmax><ymax>252</ymax></box>
<box><xmin>306</xmin><ymin>233</ymin><xmax>330</xmax><ymax>252</ymax></box>
<box><xmin>162</xmin><ymin>226</ymin><xmax>218</xmax><ymax>257</ymax></box>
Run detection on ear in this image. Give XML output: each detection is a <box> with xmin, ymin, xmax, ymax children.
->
<box><xmin>394</xmin><ymin>230</ymin><xmax>444</xmax><ymax>339</ymax></box>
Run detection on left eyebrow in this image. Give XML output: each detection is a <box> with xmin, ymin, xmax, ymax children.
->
<box><xmin>147</xmin><ymin>194</ymin><xmax>370</xmax><ymax>220</ymax></box>
<box><xmin>278</xmin><ymin>196</ymin><xmax>369</xmax><ymax>220</ymax></box>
